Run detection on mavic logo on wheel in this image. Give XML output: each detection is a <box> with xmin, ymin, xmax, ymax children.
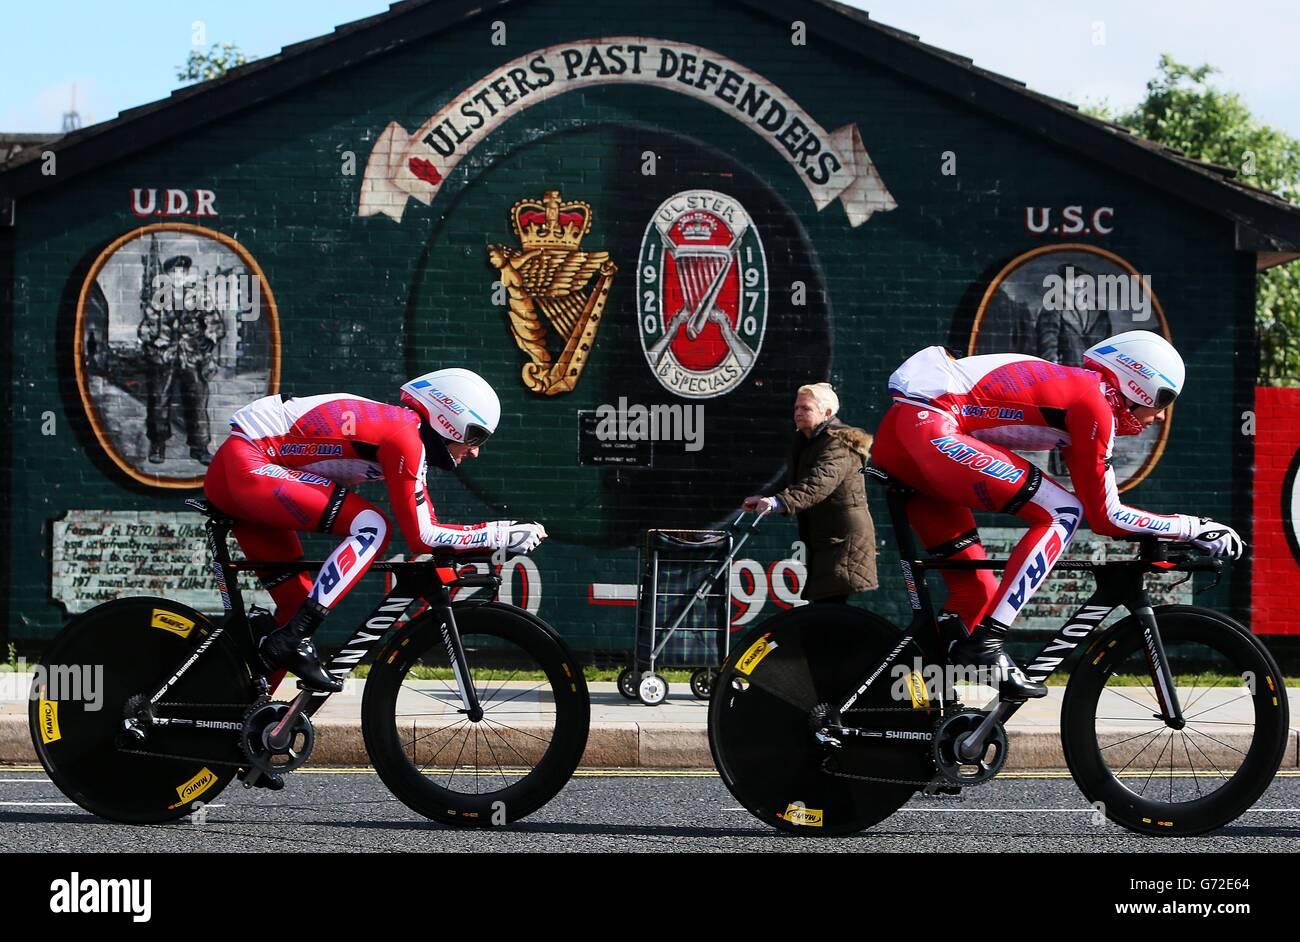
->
<box><xmin>172</xmin><ymin>767</ymin><xmax>218</xmax><ymax>805</ymax></box>
<box><xmin>38</xmin><ymin>697</ymin><xmax>61</xmax><ymax>744</ymax></box>
<box><xmin>780</xmin><ymin>802</ymin><xmax>823</xmax><ymax>827</ymax></box>
<box><xmin>150</xmin><ymin>608</ymin><xmax>195</xmax><ymax>639</ymax></box>
<box><xmin>735</xmin><ymin>634</ymin><xmax>777</xmax><ymax>676</ymax></box>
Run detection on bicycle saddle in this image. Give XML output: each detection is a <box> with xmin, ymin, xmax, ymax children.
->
<box><xmin>862</xmin><ymin>463</ymin><xmax>915</xmax><ymax>495</ymax></box>
<box><xmin>184</xmin><ymin>497</ymin><xmax>235</xmax><ymax>525</ymax></box>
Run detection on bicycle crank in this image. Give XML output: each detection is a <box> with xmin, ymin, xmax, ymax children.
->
<box><xmin>933</xmin><ymin>709</ymin><xmax>1008</xmax><ymax>786</ymax></box>
<box><xmin>240</xmin><ymin>699</ymin><xmax>315</xmax><ymax>774</ymax></box>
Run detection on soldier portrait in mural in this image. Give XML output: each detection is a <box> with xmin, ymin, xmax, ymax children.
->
<box><xmin>75</xmin><ymin>225</ymin><xmax>279</xmax><ymax>488</ymax></box>
<box><xmin>970</xmin><ymin>245</ymin><xmax>1171</xmax><ymax>489</ymax></box>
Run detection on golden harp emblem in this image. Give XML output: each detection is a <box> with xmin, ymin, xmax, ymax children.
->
<box><xmin>488</xmin><ymin>190</ymin><xmax>617</xmax><ymax>395</ymax></box>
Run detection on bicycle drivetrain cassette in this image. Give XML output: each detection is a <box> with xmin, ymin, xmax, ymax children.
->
<box><xmin>933</xmin><ymin>709</ymin><xmax>1008</xmax><ymax>786</ymax></box>
<box><xmin>240</xmin><ymin>699</ymin><xmax>315</xmax><ymax>775</ymax></box>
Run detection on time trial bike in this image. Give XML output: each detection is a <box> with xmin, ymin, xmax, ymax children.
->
<box><xmin>709</xmin><ymin>465</ymin><xmax>1289</xmax><ymax>837</ymax></box>
<box><xmin>30</xmin><ymin>498</ymin><xmax>590</xmax><ymax>826</ymax></box>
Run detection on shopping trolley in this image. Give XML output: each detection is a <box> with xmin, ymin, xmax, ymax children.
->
<box><xmin>618</xmin><ymin>511</ymin><xmax>767</xmax><ymax>705</ymax></box>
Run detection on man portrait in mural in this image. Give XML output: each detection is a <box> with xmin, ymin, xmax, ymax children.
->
<box><xmin>76</xmin><ymin>226</ymin><xmax>278</xmax><ymax>488</ymax></box>
<box><xmin>139</xmin><ymin>255</ymin><xmax>225</xmax><ymax>465</ymax></box>
<box><xmin>971</xmin><ymin>247</ymin><xmax>1164</xmax><ymax>488</ymax></box>
<box><xmin>1035</xmin><ymin>263</ymin><xmax>1113</xmax><ymax>367</ymax></box>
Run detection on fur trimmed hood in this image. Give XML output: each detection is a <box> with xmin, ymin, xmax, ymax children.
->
<box><xmin>826</xmin><ymin>425</ymin><xmax>873</xmax><ymax>459</ymax></box>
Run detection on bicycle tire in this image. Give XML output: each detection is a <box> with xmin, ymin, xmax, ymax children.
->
<box><xmin>709</xmin><ymin>604</ymin><xmax>931</xmax><ymax>836</ymax></box>
<box><xmin>1062</xmin><ymin>604</ymin><xmax>1289</xmax><ymax>836</ymax></box>
<box><xmin>30</xmin><ymin>597</ymin><xmax>252</xmax><ymax>824</ymax></box>
<box><xmin>362</xmin><ymin>602</ymin><xmax>590</xmax><ymax>827</ymax></box>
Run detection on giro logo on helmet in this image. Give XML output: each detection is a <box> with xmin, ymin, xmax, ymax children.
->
<box><xmin>1126</xmin><ymin>379</ymin><xmax>1155</xmax><ymax>405</ymax></box>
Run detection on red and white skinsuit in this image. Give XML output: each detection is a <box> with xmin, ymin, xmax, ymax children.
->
<box><xmin>870</xmin><ymin>346</ymin><xmax>1196</xmax><ymax>632</ymax></box>
<box><xmin>204</xmin><ymin>393</ymin><xmax>497</xmax><ymax>625</ymax></box>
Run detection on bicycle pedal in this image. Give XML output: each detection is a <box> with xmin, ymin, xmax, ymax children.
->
<box><xmin>240</xmin><ymin>769</ymin><xmax>285</xmax><ymax>791</ymax></box>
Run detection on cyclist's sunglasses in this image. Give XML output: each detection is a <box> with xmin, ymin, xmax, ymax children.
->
<box><xmin>461</xmin><ymin>423</ymin><xmax>493</xmax><ymax>447</ymax></box>
<box><xmin>1132</xmin><ymin>387</ymin><xmax>1177</xmax><ymax>410</ymax></box>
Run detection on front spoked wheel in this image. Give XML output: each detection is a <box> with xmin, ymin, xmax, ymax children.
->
<box><xmin>362</xmin><ymin>602</ymin><xmax>589</xmax><ymax>827</ymax></box>
<box><xmin>1062</xmin><ymin>605</ymin><xmax>1289</xmax><ymax>836</ymax></box>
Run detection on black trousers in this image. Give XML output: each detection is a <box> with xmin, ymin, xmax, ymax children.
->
<box><xmin>145</xmin><ymin>360</ymin><xmax>210</xmax><ymax>449</ymax></box>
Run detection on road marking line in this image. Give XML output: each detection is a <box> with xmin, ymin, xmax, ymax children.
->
<box><xmin>0</xmin><ymin>801</ymin><xmax>77</xmax><ymax>806</ymax></box>
<box><xmin>723</xmin><ymin>807</ymin><xmax>1300</xmax><ymax>814</ymax></box>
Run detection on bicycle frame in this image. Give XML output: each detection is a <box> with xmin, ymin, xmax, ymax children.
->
<box><xmin>846</xmin><ymin>471</ymin><xmax>1223</xmax><ymax>743</ymax></box>
<box><xmin>147</xmin><ymin>507</ymin><xmax>500</xmax><ymax>726</ymax></box>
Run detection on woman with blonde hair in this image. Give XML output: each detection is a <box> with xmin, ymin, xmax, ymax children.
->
<box><xmin>743</xmin><ymin>382</ymin><xmax>878</xmax><ymax>604</ymax></box>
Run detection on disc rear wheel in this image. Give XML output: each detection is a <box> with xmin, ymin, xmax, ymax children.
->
<box><xmin>30</xmin><ymin>598</ymin><xmax>252</xmax><ymax>823</ymax></box>
<box><xmin>709</xmin><ymin>604</ymin><xmax>934</xmax><ymax>836</ymax></box>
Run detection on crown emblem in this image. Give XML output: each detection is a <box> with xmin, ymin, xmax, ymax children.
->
<box><xmin>679</xmin><ymin>212</ymin><xmax>717</xmax><ymax>241</ymax></box>
<box><xmin>511</xmin><ymin>190</ymin><xmax>592</xmax><ymax>250</ymax></box>
<box><xmin>488</xmin><ymin>188</ymin><xmax>617</xmax><ymax>396</ymax></box>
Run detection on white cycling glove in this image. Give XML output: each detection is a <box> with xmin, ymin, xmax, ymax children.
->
<box><xmin>1189</xmin><ymin>517</ymin><xmax>1244</xmax><ymax>559</ymax></box>
<box><xmin>485</xmin><ymin>520</ymin><xmax>548</xmax><ymax>554</ymax></box>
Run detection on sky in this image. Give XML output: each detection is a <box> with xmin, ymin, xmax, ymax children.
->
<box><xmin>1</xmin><ymin>1</ymin><xmax>1297</xmax><ymax>138</ymax></box>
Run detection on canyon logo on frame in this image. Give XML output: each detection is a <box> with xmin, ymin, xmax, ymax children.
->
<box><xmin>638</xmin><ymin>190</ymin><xmax>767</xmax><ymax>398</ymax></box>
<box><xmin>357</xmin><ymin>38</ymin><xmax>896</xmax><ymax>227</ymax></box>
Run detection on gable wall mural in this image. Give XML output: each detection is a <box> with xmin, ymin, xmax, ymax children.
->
<box><xmin>2</xmin><ymin>0</ymin><xmax>1260</xmax><ymax>651</ymax></box>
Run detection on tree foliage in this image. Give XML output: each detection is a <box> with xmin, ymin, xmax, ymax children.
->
<box><xmin>1088</xmin><ymin>56</ymin><xmax>1300</xmax><ymax>386</ymax></box>
<box><xmin>177</xmin><ymin>43</ymin><xmax>254</xmax><ymax>84</ymax></box>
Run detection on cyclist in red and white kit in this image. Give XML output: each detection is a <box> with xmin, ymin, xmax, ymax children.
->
<box><xmin>204</xmin><ymin>368</ymin><xmax>546</xmax><ymax>692</ymax></box>
<box><xmin>871</xmin><ymin>331</ymin><xmax>1243</xmax><ymax>701</ymax></box>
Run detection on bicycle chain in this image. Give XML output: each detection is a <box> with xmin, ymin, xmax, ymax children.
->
<box><xmin>818</xmin><ymin>756</ymin><xmax>939</xmax><ymax>787</ymax></box>
<box><xmin>119</xmin><ymin>700</ymin><xmax>263</xmax><ymax>770</ymax></box>
<box><xmin>119</xmin><ymin>748</ymin><xmax>248</xmax><ymax>770</ymax></box>
<box><xmin>819</xmin><ymin>703</ymin><xmax>968</xmax><ymax>787</ymax></box>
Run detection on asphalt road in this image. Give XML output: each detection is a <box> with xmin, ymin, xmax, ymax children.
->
<box><xmin>2</xmin><ymin>767</ymin><xmax>1298</xmax><ymax>852</ymax></box>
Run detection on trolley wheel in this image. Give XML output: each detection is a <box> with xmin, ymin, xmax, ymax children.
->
<box><xmin>616</xmin><ymin>668</ymin><xmax>638</xmax><ymax>701</ymax></box>
<box><xmin>690</xmin><ymin>668</ymin><xmax>717</xmax><ymax>700</ymax></box>
<box><xmin>638</xmin><ymin>673</ymin><xmax>669</xmax><ymax>706</ymax></box>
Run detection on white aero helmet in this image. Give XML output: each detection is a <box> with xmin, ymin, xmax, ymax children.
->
<box><xmin>1083</xmin><ymin>330</ymin><xmax>1185</xmax><ymax>409</ymax></box>
<box><xmin>400</xmin><ymin>368</ymin><xmax>500</xmax><ymax>446</ymax></box>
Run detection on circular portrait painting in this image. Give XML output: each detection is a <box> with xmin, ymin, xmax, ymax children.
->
<box><xmin>76</xmin><ymin>223</ymin><xmax>280</xmax><ymax>488</ymax></box>
<box><xmin>969</xmin><ymin>244</ymin><xmax>1171</xmax><ymax>490</ymax></box>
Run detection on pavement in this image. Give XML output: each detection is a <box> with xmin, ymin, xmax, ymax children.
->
<box><xmin>3</xmin><ymin>672</ymin><xmax>1299</xmax><ymax>770</ymax></box>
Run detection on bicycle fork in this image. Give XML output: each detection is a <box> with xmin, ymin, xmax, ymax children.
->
<box><xmin>1133</xmin><ymin>603</ymin><xmax>1186</xmax><ymax>728</ymax></box>
<box><xmin>437</xmin><ymin>610</ymin><xmax>485</xmax><ymax>721</ymax></box>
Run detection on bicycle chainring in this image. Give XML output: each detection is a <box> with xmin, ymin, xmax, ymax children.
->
<box><xmin>932</xmin><ymin>709</ymin><xmax>1008</xmax><ymax>786</ymax></box>
<box><xmin>240</xmin><ymin>699</ymin><xmax>315</xmax><ymax>775</ymax></box>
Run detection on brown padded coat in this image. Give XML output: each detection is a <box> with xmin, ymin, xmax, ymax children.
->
<box><xmin>774</xmin><ymin>418</ymin><xmax>878</xmax><ymax>600</ymax></box>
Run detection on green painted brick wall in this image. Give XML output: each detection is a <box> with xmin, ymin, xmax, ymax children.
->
<box><xmin>3</xmin><ymin>0</ymin><xmax>1254</xmax><ymax>652</ymax></box>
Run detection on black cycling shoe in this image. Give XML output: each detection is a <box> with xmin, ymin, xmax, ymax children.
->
<box><xmin>259</xmin><ymin>598</ymin><xmax>342</xmax><ymax>693</ymax></box>
<box><xmin>947</xmin><ymin>617</ymin><xmax>1047</xmax><ymax>701</ymax></box>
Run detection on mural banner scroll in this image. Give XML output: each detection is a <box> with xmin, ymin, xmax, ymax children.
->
<box><xmin>358</xmin><ymin>37</ymin><xmax>896</xmax><ymax>227</ymax></box>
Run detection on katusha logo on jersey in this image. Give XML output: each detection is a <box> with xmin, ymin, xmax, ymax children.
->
<box><xmin>638</xmin><ymin>190</ymin><xmax>767</xmax><ymax>398</ymax></box>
